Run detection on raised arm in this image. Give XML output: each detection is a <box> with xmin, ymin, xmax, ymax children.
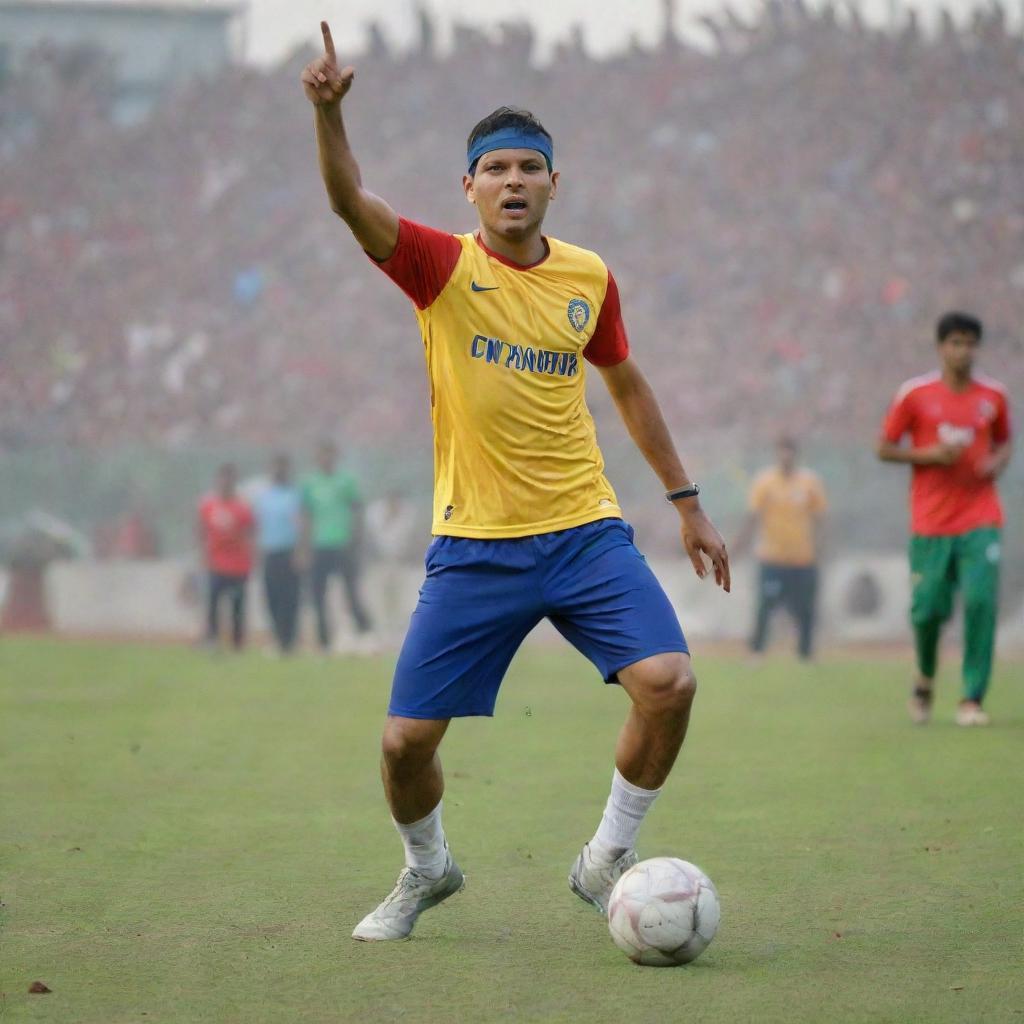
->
<box><xmin>598</xmin><ymin>356</ymin><xmax>730</xmax><ymax>591</ymax></box>
<box><xmin>301</xmin><ymin>21</ymin><xmax>399</xmax><ymax>260</ymax></box>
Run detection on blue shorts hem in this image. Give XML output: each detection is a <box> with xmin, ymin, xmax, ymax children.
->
<box><xmin>387</xmin><ymin>705</ymin><xmax>496</xmax><ymax>720</ymax></box>
<box><xmin>603</xmin><ymin>644</ymin><xmax>690</xmax><ymax>684</ymax></box>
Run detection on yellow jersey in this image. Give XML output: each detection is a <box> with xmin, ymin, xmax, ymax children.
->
<box><xmin>373</xmin><ymin>218</ymin><xmax>630</xmax><ymax>538</ymax></box>
<box><xmin>748</xmin><ymin>466</ymin><xmax>828</xmax><ymax>566</ymax></box>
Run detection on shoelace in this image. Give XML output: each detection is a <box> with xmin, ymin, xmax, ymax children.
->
<box><xmin>378</xmin><ymin>869</ymin><xmax>417</xmax><ymax>910</ymax></box>
<box><xmin>378</xmin><ymin>866</ymin><xmax>440</xmax><ymax>911</ymax></box>
<box><xmin>590</xmin><ymin>849</ymin><xmax>636</xmax><ymax>874</ymax></box>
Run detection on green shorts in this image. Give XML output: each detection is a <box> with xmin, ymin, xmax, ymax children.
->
<box><xmin>909</xmin><ymin>527</ymin><xmax>1001</xmax><ymax>626</ymax></box>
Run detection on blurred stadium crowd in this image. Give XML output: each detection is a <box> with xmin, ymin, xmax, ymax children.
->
<box><xmin>1</xmin><ymin>3</ymin><xmax>1021</xmax><ymax>486</ymax></box>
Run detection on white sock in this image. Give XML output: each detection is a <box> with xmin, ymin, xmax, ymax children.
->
<box><xmin>591</xmin><ymin>769</ymin><xmax>661</xmax><ymax>863</ymax></box>
<box><xmin>394</xmin><ymin>801</ymin><xmax>447</xmax><ymax>879</ymax></box>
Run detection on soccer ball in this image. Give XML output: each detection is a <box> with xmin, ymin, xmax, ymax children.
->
<box><xmin>607</xmin><ymin>857</ymin><xmax>720</xmax><ymax>966</ymax></box>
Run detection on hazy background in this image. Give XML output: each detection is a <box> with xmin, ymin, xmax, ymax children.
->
<box><xmin>2</xmin><ymin>0</ymin><xmax>1022</xmax><ymax>640</ymax></box>
<box><xmin>189</xmin><ymin>0</ymin><xmax>1021</xmax><ymax>66</ymax></box>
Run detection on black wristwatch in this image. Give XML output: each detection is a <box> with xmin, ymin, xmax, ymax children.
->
<box><xmin>665</xmin><ymin>483</ymin><xmax>700</xmax><ymax>502</ymax></box>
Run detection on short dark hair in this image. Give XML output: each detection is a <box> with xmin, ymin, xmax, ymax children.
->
<box><xmin>936</xmin><ymin>311</ymin><xmax>983</xmax><ymax>343</ymax></box>
<box><xmin>467</xmin><ymin>107</ymin><xmax>552</xmax><ymax>170</ymax></box>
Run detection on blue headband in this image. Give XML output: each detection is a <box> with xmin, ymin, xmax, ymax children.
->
<box><xmin>467</xmin><ymin>128</ymin><xmax>554</xmax><ymax>174</ymax></box>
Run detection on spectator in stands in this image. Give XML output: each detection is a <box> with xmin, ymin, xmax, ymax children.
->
<box><xmin>2</xmin><ymin>8</ymin><xmax>1022</xmax><ymax>573</ymax></box>
<box><xmin>733</xmin><ymin>437</ymin><xmax>828</xmax><ymax>660</ymax></box>
<box><xmin>300</xmin><ymin>439</ymin><xmax>375</xmax><ymax>654</ymax></box>
<box><xmin>197</xmin><ymin>462</ymin><xmax>254</xmax><ymax>651</ymax></box>
<box><xmin>254</xmin><ymin>453</ymin><xmax>302</xmax><ymax>654</ymax></box>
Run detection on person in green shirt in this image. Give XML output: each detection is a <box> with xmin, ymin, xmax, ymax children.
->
<box><xmin>299</xmin><ymin>439</ymin><xmax>374</xmax><ymax>652</ymax></box>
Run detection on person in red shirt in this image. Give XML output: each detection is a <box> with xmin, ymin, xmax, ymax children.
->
<box><xmin>878</xmin><ymin>312</ymin><xmax>1012</xmax><ymax>726</ymax></box>
<box><xmin>197</xmin><ymin>463</ymin><xmax>255</xmax><ymax>651</ymax></box>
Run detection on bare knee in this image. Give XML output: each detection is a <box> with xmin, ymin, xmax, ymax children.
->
<box><xmin>623</xmin><ymin>654</ymin><xmax>697</xmax><ymax>718</ymax></box>
<box><xmin>381</xmin><ymin>717</ymin><xmax>447</xmax><ymax>775</ymax></box>
<box><xmin>659</xmin><ymin>666</ymin><xmax>697</xmax><ymax>717</ymax></box>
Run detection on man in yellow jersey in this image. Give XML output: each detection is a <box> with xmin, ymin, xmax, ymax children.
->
<box><xmin>734</xmin><ymin>437</ymin><xmax>828</xmax><ymax>660</ymax></box>
<box><xmin>302</xmin><ymin>22</ymin><xmax>731</xmax><ymax>941</ymax></box>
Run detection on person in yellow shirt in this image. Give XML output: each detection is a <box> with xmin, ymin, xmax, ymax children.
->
<box><xmin>302</xmin><ymin>23</ymin><xmax>731</xmax><ymax>942</ymax></box>
<box><xmin>734</xmin><ymin>438</ymin><xmax>827</xmax><ymax>660</ymax></box>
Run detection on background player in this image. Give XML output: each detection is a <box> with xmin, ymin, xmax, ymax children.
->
<box><xmin>254</xmin><ymin>453</ymin><xmax>303</xmax><ymax>655</ymax></box>
<box><xmin>877</xmin><ymin>312</ymin><xmax>1012</xmax><ymax>726</ymax></box>
<box><xmin>302</xmin><ymin>21</ymin><xmax>730</xmax><ymax>941</ymax></box>
<box><xmin>197</xmin><ymin>463</ymin><xmax>254</xmax><ymax>652</ymax></box>
<box><xmin>733</xmin><ymin>436</ymin><xmax>827</xmax><ymax>661</ymax></box>
<box><xmin>299</xmin><ymin>439</ymin><xmax>374</xmax><ymax>654</ymax></box>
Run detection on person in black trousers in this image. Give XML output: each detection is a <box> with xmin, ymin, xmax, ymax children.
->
<box><xmin>254</xmin><ymin>454</ymin><xmax>303</xmax><ymax>653</ymax></box>
<box><xmin>299</xmin><ymin>440</ymin><xmax>375</xmax><ymax>654</ymax></box>
<box><xmin>197</xmin><ymin>463</ymin><xmax>255</xmax><ymax>651</ymax></box>
<box><xmin>733</xmin><ymin>438</ymin><xmax>828</xmax><ymax>660</ymax></box>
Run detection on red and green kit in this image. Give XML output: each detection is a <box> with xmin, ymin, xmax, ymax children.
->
<box><xmin>882</xmin><ymin>372</ymin><xmax>1011</xmax><ymax>702</ymax></box>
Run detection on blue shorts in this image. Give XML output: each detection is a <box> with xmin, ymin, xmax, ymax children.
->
<box><xmin>389</xmin><ymin>518</ymin><xmax>688</xmax><ymax>719</ymax></box>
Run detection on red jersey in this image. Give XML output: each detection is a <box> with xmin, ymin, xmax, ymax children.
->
<box><xmin>198</xmin><ymin>495</ymin><xmax>254</xmax><ymax>575</ymax></box>
<box><xmin>881</xmin><ymin>372</ymin><xmax>1011</xmax><ymax>536</ymax></box>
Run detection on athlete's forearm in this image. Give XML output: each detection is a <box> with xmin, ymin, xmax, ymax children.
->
<box><xmin>876</xmin><ymin>440</ymin><xmax>937</xmax><ymax>465</ymax></box>
<box><xmin>982</xmin><ymin>441</ymin><xmax>1012</xmax><ymax>479</ymax></box>
<box><xmin>991</xmin><ymin>442</ymin><xmax>1011</xmax><ymax>473</ymax></box>
<box><xmin>602</xmin><ymin>360</ymin><xmax>699</xmax><ymax>507</ymax></box>
<box><xmin>601</xmin><ymin>357</ymin><xmax>728</xmax><ymax>587</ymax></box>
<box><xmin>314</xmin><ymin>106</ymin><xmax>398</xmax><ymax>258</ymax></box>
<box><xmin>315</xmin><ymin>105</ymin><xmax>364</xmax><ymax>216</ymax></box>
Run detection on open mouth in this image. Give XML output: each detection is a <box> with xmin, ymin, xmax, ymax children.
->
<box><xmin>503</xmin><ymin>199</ymin><xmax>528</xmax><ymax>212</ymax></box>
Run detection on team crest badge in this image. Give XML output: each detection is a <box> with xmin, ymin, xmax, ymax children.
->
<box><xmin>567</xmin><ymin>298</ymin><xmax>590</xmax><ymax>333</ymax></box>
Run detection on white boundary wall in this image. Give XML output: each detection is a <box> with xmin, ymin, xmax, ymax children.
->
<box><xmin>15</xmin><ymin>556</ymin><xmax>1018</xmax><ymax>650</ymax></box>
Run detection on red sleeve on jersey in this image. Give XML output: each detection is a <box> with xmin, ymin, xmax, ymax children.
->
<box><xmin>369</xmin><ymin>217</ymin><xmax>462</xmax><ymax>310</ymax></box>
<box><xmin>882</xmin><ymin>391</ymin><xmax>914</xmax><ymax>443</ymax></box>
<box><xmin>992</xmin><ymin>392</ymin><xmax>1011</xmax><ymax>444</ymax></box>
<box><xmin>584</xmin><ymin>271</ymin><xmax>630</xmax><ymax>367</ymax></box>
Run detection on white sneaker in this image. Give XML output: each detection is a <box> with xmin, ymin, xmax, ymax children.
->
<box><xmin>955</xmin><ymin>702</ymin><xmax>991</xmax><ymax>727</ymax></box>
<box><xmin>569</xmin><ymin>842</ymin><xmax>638</xmax><ymax>915</ymax></box>
<box><xmin>352</xmin><ymin>851</ymin><xmax>464</xmax><ymax>941</ymax></box>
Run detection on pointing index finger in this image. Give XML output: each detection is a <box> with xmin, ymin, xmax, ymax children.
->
<box><xmin>321</xmin><ymin>21</ymin><xmax>337</xmax><ymax>62</ymax></box>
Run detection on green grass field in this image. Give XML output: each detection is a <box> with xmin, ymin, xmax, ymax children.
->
<box><xmin>2</xmin><ymin>636</ymin><xmax>1022</xmax><ymax>1023</ymax></box>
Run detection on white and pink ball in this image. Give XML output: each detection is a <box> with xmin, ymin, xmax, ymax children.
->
<box><xmin>607</xmin><ymin>857</ymin><xmax>720</xmax><ymax>966</ymax></box>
